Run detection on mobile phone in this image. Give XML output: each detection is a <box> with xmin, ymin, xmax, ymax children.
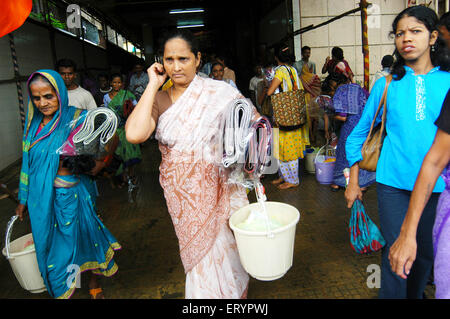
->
<box><xmin>154</xmin><ymin>55</ymin><xmax>165</xmax><ymax>75</ymax></box>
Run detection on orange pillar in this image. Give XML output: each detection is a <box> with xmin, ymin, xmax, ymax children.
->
<box><xmin>360</xmin><ymin>1</ymin><xmax>370</xmax><ymax>91</ymax></box>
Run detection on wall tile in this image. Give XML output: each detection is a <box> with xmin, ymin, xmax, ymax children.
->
<box><xmin>300</xmin><ymin>0</ymin><xmax>328</xmax><ymax>17</ymax></box>
<box><xmin>298</xmin><ymin>0</ymin><xmax>406</xmax><ymax>81</ymax></box>
<box><xmin>301</xmin><ymin>17</ymin><xmax>330</xmax><ymax>48</ymax></box>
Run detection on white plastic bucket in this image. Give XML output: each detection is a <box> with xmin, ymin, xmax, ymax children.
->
<box><xmin>2</xmin><ymin>216</ymin><xmax>46</xmax><ymax>293</ymax></box>
<box><xmin>229</xmin><ymin>201</ymin><xmax>300</xmax><ymax>281</ymax></box>
<box><xmin>305</xmin><ymin>149</ymin><xmax>318</xmax><ymax>174</ymax></box>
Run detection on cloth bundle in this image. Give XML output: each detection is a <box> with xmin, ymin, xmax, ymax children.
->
<box><xmin>221</xmin><ymin>98</ymin><xmax>273</xmax><ymax>189</ymax></box>
<box><xmin>244</xmin><ymin>116</ymin><xmax>272</xmax><ymax>177</ymax></box>
<box><xmin>343</xmin><ymin>168</ymin><xmax>385</xmax><ymax>254</ymax></box>
<box><xmin>72</xmin><ymin>107</ymin><xmax>118</xmax><ymax>156</ymax></box>
<box><xmin>349</xmin><ymin>199</ymin><xmax>386</xmax><ymax>254</ymax></box>
<box><xmin>222</xmin><ymin>98</ymin><xmax>254</xmax><ymax>168</ymax></box>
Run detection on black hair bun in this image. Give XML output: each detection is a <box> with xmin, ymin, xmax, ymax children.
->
<box><xmin>62</xmin><ymin>155</ymin><xmax>96</xmax><ymax>175</ymax></box>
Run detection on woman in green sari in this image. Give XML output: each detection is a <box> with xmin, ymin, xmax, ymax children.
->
<box><xmin>104</xmin><ymin>73</ymin><xmax>142</xmax><ymax>185</ymax></box>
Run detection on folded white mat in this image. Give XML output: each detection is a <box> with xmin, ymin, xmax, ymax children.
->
<box><xmin>222</xmin><ymin>98</ymin><xmax>254</xmax><ymax>168</ymax></box>
<box><xmin>72</xmin><ymin>107</ymin><xmax>118</xmax><ymax>155</ymax></box>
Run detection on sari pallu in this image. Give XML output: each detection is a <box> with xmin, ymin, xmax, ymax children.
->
<box><xmin>155</xmin><ymin>76</ymin><xmax>250</xmax><ymax>298</ymax></box>
<box><xmin>433</xmin><ymin>164</ymin><xmax>450</xmax><ymax>299</ymax></box>
<box><xmin>18</xmin><ymin>70</ymin><xmax>120</xmax><ymax>298</ymax></box>
<box><xmin>107</xmin><ymin>90</ymin><xmax>141</xmax><ymax>174</ymax></box>
<box><xmin>300</xmin><ymin>63</ymin><xmax>321</xmax><ymax>100</ymax></box>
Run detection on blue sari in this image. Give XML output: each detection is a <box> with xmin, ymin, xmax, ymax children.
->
<box><xmin>332</xmin><ymin>84</ymin><xmax>376</xmax><ymax>188</ymax></box>
<box><xmin>18</xmin><ymin>70</ymin><xmax>121</xmax><ymax>299</ymax></box>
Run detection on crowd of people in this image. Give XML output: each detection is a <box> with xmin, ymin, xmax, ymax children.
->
<box><xmin>12</xmin><ymin>5</ymin><xmax>450</xmax><ymax>300</ymax></box>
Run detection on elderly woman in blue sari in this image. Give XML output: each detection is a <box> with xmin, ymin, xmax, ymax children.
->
<box><xmin>330</xmin><ymin>81</ymin><xmax>376</xmax><ymax>191</ymax></box>
<box><xmin>15</xmin><ymin>70</ymin><xmax>121</xmax><ymax>299</ymax></box>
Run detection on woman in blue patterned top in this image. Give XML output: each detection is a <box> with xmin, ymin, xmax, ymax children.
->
<box><xmin>345</xmin><ymin>6</ymin><xmax>450</xmax><ymax>299</ymax></box>
<box><xmin>330</xmin><ymin>78</ymin><xmax>376</xmax><ymax>191</ymax></box>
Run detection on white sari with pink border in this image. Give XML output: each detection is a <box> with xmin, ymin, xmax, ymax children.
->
<box><xmin>155</xmin><ymin>76</ymin><xmax>250</xmax><ymax>298</ymax></box>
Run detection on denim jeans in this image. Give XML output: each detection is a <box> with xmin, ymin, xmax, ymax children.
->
<box><xmin>376</xmin><ymin>182</ymin><xmax>440</xmax><ymax>299</ymax></box>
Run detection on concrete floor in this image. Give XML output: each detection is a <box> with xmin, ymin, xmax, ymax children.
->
<box><xmin>0</xmin><ymin>139</ymin><xmax>435</xmax><ymax>299</ymax></box>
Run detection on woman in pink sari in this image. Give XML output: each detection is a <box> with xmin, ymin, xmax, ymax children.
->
<box><xmin>125</xmin><ymin>29</ymin><xmax>252</xmax><ymax>298</ymax></box>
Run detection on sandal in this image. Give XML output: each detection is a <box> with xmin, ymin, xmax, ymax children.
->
<box><xmin>271</xmin><ymin>177</ymin><xmax>284</xmax><ymax>185</ymax></box>
<box><xmin>277</xmin><ymin>182</ymin><xmax>299</xmax><ymax>190</ymax></box>
<box><xmin>89</xmin><ymin>287</ymin><xmax>104</xmax><ymax>299</ymax></box>
<box><xmin>330</xmin><ymin>184</ymin><xmax>341</xmax><ymax>192</ymax></box>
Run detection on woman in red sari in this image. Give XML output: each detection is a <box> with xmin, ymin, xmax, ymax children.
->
<box><xmin>322</xmin><ymin>46</ymin><xmax>355</xmax><ymax>83</ymax></box>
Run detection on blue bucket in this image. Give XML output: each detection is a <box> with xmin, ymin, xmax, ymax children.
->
<box><xmin>314</xmin><ymin>145</ymin><xmax>335</xmax><ymax>184</ymax></box>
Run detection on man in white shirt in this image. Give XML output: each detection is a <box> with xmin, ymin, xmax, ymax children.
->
<box><xmin>56</xmin><ymin>59</ymin><xmax>97</xmax><ymax>110</ymax></box>
<box><xmin>211</xmin><ymin>62</ymin><xmax>238</xmax><ymax>89</ymax></box>
<box><xmin>293</xmin><ymin>46</ymin><xmax>317</xmax><ymax>75</ymax></box>
<box><xmin>248</xmin><ymin>65</ymin><xmax>264</xmax><ymax>112</ymax></box>
<box><xmin>216</xmin><ymin>55</ymin><xmax>236</xmax><ymax>84</ymax></box>
<box><xmin>128</xmin><ymin>62</ymin><xmax>149</xmax><ymax>101</ymax></box>
<box><xmin>369</xmin><ymin>55</ymin><xmax>393</xmax><ymax>92</ymax></box>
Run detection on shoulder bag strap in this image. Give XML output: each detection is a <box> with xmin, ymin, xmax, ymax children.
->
<box><xmin>282</xmin><ymin>65</ymin><xmax>298</xmax><ymax>91</ymax></box>
<box><xmin>363</xmin><ymin>74</ymin><xmax>392</xmax><ymax>144</ymax></box>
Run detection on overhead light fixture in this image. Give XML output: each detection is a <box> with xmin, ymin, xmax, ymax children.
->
<box><xmin>177</xmin><ymin>24</ymin><xmax>204</xmax><ymax>29</ymax></box>
<box><xmin>170</xmin><ymin>8</ymin><xmax>205</xmax><ymax>14</ymax></box>
<box><xmin>177</xmin><ymin>19</ymin><xmax>204</xmax><ymax>29</ymax></box>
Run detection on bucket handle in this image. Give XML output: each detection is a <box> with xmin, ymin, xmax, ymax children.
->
<box><xmin>314</xmin><ymin>143</ymin><xmax>329</xmax><ymax>164</ymax></box>
<box><xmin>4</xmin><ymin>215</ymin><xmax>18</xmax><ymax>260</ymax></box>
<box><xmin>254</xmin><ymin>181</ymin><xmax>274</xmax><ymax>239</ymax></box>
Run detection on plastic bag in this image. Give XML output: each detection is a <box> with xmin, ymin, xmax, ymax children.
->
<box><xmin>222</xmin><ymin>98</ymin><xmax>254</xmax><ymax>169</ymax></box>
<box><xmin>315</xmin><ymin>143</ymin><xmax>335</xmax><ymax>164</ymax></box>
<box><xmin>235</xmin><ymin>181</ymin><xmax>276</xmax><ymax>238</ymax></box>
<box><xmin>57</xmin><ymin>107</ymin><xmax>118</xmax><ymax>157</ymax></box>
<box><xmin>349</xmin><ymin>199</ymin><xmax>386</xmax><ymax>254</ymax></box>
<box><xmin>244</xmin><ymin>116</ymin><xmax>273</xmax><ymax>178</ymax></box>
<box><xmin>344</xmin><ymin>168</ymin><xmax>386</xmax><ymax>254</ymax></box>
<box><xmin>220</xmin><ymin>98</ymin><xmax>273</xmax><ymax>192</ymax></box>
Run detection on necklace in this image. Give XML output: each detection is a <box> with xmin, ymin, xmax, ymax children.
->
<box><xmin>40</xmin><ymin>119</ymin><xmax>49</xmax><ymax>128</ymax></box>
<box><xmin>109</xmin><ymin>91</ymin><xmax>118</xmax><ymax>99</ymax></box>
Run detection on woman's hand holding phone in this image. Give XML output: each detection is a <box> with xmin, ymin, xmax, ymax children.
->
<box><xmin>147</xmin><ymin>62</ymin><xmax>167</xmax><ymax>91</ymax></box>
